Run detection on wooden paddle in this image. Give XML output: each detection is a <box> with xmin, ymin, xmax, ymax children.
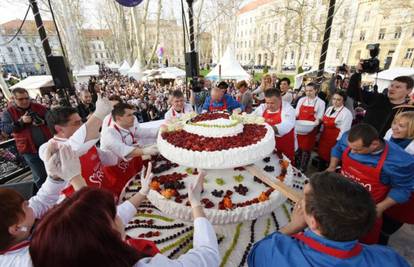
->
<box><xmin>245</xmin><ymin>164</ymin><xmax>303</xmax><ymax>203</ymax></box>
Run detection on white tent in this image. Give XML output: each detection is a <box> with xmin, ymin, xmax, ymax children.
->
<box><xmin>107</xmin><ymin>62</ymin><xmax>120</xmax><ymax>71</ymax></box>
<box><xmin>119</xmin><ymin>60</ymin><xmax>131</xmax><ymax>75</ymax></box>
<box><xmin>128</xmin><ymin>60</ymin><xmax>143</xmax><ymax>80</ymax></box>
<box><xmin>158</xmin><ymin>67</ymin><xmax>186</xmax><ymax>79</ymax></box>
<box><xmin>206</xmin><ymin>46</ymin><xmax>250</xmax><ymax>81</ymax></box>
<box><xmin>294</xmin><ymin>69</ymin><xmax>335</xmax><ymax>89</ymax></box>
<box><xmin>10</xmin><ymin>75</ymin><xmax>54</xmax><ymax>98</ymax></box>
<box><xmin>369</xmin><ymin>68</ymin><xmax>414</xmax><ymax>93</ymax></box>
<box><xmin>73</xmin><ymin>65</ymin><xmax>99</xmax><ymax>84</ymax></box>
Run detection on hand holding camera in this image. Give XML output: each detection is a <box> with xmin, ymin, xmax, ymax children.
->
<box><xmin>21</xmin><ymin>112</ymin><xmax>32</xmax><ymax>124</ymax></box>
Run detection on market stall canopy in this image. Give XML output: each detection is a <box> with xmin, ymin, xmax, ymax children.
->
<box><xmin>107</xmin><ymin>62</ymin><xmax>120</xmax><ymax>71</ymax></box>
<box><xmin>159</xmin><ymin>67</ymin><xmax>186</xmax><ymax>79</ymax></box>
<box><xmin>128</xmin><ymin>59</ymin><xmax>143</xmax><ymax>80</ymax></box>
<box><xmin>10</xmin><ymin>75</ymin><xmax>54</xmax><ymax>98</ymax></box>
<box><xmin>294</xmin><ymin>69</ymin><xmax>335</xmax><ymax>89</ymax></box>
<box><xmin>73</xmin><ymin>65</ymin><xmax>100</xmax><ymax>84</ymax></box>
<box><xmin>206</xmin><ymin>46</ymin><xmax>250</xmax><ymax>81</ymax></box>
<box><xmin>369</xmin><ymin>67</ymin><xmax>414</xmax><ymax>93</ymax></box>
<box><xmin>119</xmin><ymin>60</ymin><xmax>131</xmax><ymax>75</ymax></box>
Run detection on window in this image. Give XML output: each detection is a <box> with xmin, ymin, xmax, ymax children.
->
<box><xmin>20</xmin><ymin>47</ymin><xmax>24</xmax><ymax>52</ymax></box>
<box><xmin>339</xmin><ymin>29</ymin><xmax>344</xmax><ymax>39</ymax></box>
<box><xmin>404</xmin><ymin>48</ymin><xmax>414</xmax><ymax>59</ymax></box>
<box><xmin>378</xmin><ymin>28</ymin><xmax>385</xmax><ymax>40</ymax></box>
<box><xmin>305</xmin><ymin>52</ymin><xmax>309</xmax><ymax>59</ymax></box>
<box><xmin>99</xmin><ymin>44</ymin><xmax>102</xmax><ymax>50</ymax></box>
<box><xmin>359</xmin><ymin>30</ymin><xmax>366</xmax><ymax>41</ymax></box>
<box><xmin>28</xmin><ymin>46</ymin><xmax>32</xmax><ymax>51</ymax></box>
<box><xmin>290</xmin><ymin>51</ymin><xmax>294</xmax><ymax>60</ymax></box>
<box><xmin>7</xmin><ymin>47</ymin><xmax>13</xmax><ymax>52</ymax></box>
<box><xmin>100</xmin><ymin>53</ymin><xmax>104</xmax><ymax>58</ymax></box>
<box><xmin>31</xmin><ymin>57</ymin><xmax>35</xmax><ymax>62</ymax></box>
<box><xmin>355</xmin><ymin>50</ymin><xmax>361</xmax><ymax>60</ymax></box>
<box><xmin>284</xmin><ymin>51</ymin><xmax>288</xmax><ymax>59</ymax></box>
<box><xmin>336</xmin><ymin>49</ymin><xmax>341</xmax><ymax>59</ymax></box>
<box><xmin>363</xmin><ymin>11</ymin><xmax>370</xmax><ymax>22</ymax></box>
<box><xmin>273</xmin><ymin>33</ymin><xmax>277</xmax><ymax>43</ymax></box>
<box><xmin>394</xmin><ymin>27</ymin><xmax>402</xmax><ymax>39</ymax></box>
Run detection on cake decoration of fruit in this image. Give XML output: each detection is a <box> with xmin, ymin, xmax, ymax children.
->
<box><xmin>157</xmin><ymin>112</ymin><xmax>275</xmax><ymax>169</ymax></box>
<box><xmin>146</xmin><ymin>153</ymin><xmax>295</xmax><ymax>224</ymax></box>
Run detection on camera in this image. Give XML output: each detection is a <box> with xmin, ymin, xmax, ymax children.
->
<box><xmin>28</xmin><ymin>111</ymin><xmax>45</xmax><ymax>126</ymax></box>
<box><xmin>191</xmin><ymin>77</ymin><xmax>203</xmax><ymax>93</ymax></box>
<box><xmin>338</xmin><ymin>64</ymin><xmax>347</xmax><ymax>73</ymax></box>
<box><xmin>361</xmin><ymin>44</ymin><xmax>380</xmax><ymax>74</ymax></box>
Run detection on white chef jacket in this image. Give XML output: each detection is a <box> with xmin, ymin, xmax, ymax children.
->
<box><xmin>0</xmin><ymin>177</ymin><xmax>66</xmax><ymax>267</ymax></box>
<box><xmin>295</xmin><ymin>96</ymin><xmax>326</xmax><ymax>121</ymax></box>
<box><xmin>134</xmin><ymin>217</ymin><xmax>219</xmax><ymax>267</ymax></box>
<box><xmin>38</xmin><ymin>124</ymin><xmax>118</xmax><ymax>167</ymax></box>
<box><xmin>164</xmin><ymin>103</ymin><xmax>194</xmax><ymax>121</ymax></box>
<box><xmin>322</xmin><ymin>106</ymin><xmax>353</xmax><ymax>140</ymax></box>
<box><xmin>384</xmin><ymin>129</ymin><xmax>414</xmax><ymax>155</ymax></box>
<box><xmin>281</xmin><ymin>91</ymin><xmax>294</xmax><ymax>104</ymax></box>
<box><xmin>253</xmin><ymin>102</ymin><xmax>296</xmax><ymax>137</ymax></box>
<box><xmin>101</xmin><ymin>121</ymin><xmax>158</xmax><ymax>160</ymax></box>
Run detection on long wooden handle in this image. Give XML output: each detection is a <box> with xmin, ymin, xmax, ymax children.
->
<box><xmin>245</xmin><ymin>164</ymin><xmax>303</xmax><ymax>203</ymax></box>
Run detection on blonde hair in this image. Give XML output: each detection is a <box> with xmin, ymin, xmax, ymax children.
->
<box><xmin>393</xmin><ymin>111</ymin><xmax>414</xmax><ymax>139</ymax></box>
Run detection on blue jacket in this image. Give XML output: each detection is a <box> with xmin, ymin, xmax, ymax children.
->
<box><xmin>202</xmin><ymin>94</ymin><xmax>242</xmax><ymax>113</ymax></box>
<box><xmin>331</xmin><ymin>132</ymin><xmax>414</xmax><ymax>203</ymax></box>
<box><xmin>248</xmin><ymin>230</ymin><xmax>409</xmax><ymax>267</ymax></box>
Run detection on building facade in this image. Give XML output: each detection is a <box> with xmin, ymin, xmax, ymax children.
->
<box><xmin>232</xmin><ymin>0</ymin><xmax>414</xmax><ymax>72</ymax></box>
<box><xmin>0</xmin><ymin>20</ymin><xmax>61</xmax><ymax>76</ymax></box>
<box><xmin>81</xmin><ymin>29</ymin><xmax>112</xmax><ymax>65</ymax></box>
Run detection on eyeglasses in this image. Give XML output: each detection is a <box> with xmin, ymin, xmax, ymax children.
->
<box><xmin>16</xmin><ymin>97</ymin><xmax>29</xmax><ymax>101</ymax></box>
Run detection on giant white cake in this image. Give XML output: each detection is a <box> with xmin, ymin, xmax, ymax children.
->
<box><xmin>157</xmin><ymin>112</ymin><xmax>275</xmax><ymax>169</ymax></box>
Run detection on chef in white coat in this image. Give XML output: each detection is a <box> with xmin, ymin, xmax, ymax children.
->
<box><xmin>164</xmin><ymin>90</ymin><xmax>194</xmax><ymax>121</ymax></box>
<box><xmin>100</xmin><ymin>102</ymin><xmax>159</xmax><ymax>197</ymax></box>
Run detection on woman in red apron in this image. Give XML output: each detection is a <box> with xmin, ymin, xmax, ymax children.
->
<box><xmin>341</xmin><ymin>144</ymin><xmax>390</xmax><ymax>244</ymax></box>
<box><xmin>295</xmin><ymin>83</ymin><xmax>325</xmax><ymax>172</ymax></box>
<box><xmin>262</xmin><ymin>96</ymin><xmax>296</xmax><ymax>163</ymax></box>
<box><xmin>317</xmin><ymin>91</ymin><xmax>352</xmax><ymax>170</ymax></box>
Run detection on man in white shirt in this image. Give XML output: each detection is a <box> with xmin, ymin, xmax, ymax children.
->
<box><xmin>40</xmin><ymin>96</ymin><xmax>119</xmax><ymax>197</ymax></box>
<box><xmin>101</xmin><ymin>103</ymin><xmax>159</xmax><ymax>197</ymax></box>
<box><xmin>102</xmin><ymin>95</ymin><xmax>123</xmax><ymax>132</ymax></box>
<box><xmin>279</xmin><ymin>77</ymin><xmax>294</xmax><ymax>104</ymax></box>
<box><xmin>253</xmin><ymin>89</ymin><xmax>297</xmax><ymax>162</ymax></box>
<box><xmin>164</xmin><ymin>90</ymin><xmax>194</xmax><ymax>121</ymax></box>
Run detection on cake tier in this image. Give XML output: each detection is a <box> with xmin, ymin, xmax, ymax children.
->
<box><xmin>158</xmin><ymin>124</ymin><xmax>275</xmax><ymax>169</ymax></box>
<box><xmin>146</xmin><ymin>153</ymin><xmax>293</xmax><ymax>224</ymax></box>
<box><xmin>184</xmin><ymin>118</ymin><xmax>244</xmax><ymax>138</ymax></box>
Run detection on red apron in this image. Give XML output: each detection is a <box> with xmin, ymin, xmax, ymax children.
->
<box><xmin>125</xmin><ymin>236</ymin><xmax>159</xmax><ymax>257</ymax></box>
<box><xmin>341</xmin><ymin>145</ymin><xmax>390</xmax><ymax>244</ymax></box>
<box><xmin>263</xmin><ymin>105</ymin><xmax>295</xmax><ymax>163</ymax></box>
<box><xmin>297</xmin><ymin>99</ymin><xmax>318</xmax><ymax>151</ymax></box>
<box><xmin>102</xmin><ymin>124</ymin><xmax>144</xmax><ymax>199</ymax></box>
<box><xmin>61</xmin><ymin>146</ymin><xmax>107</xmax><ymax>196</ymax></box>
<box><xmin>293</xmin><ymin>232</ymin><xmax>363</xmax><ymax>259</ymax></box>
<box><xmin>318</xmin><ymin>107</ymin><xmax>344</xmax><ymax>161</ymax></box>
<box><xmin>209</xmin><ymin>97</ymin><xmax>228</xmax><ymax>112</ymax></box>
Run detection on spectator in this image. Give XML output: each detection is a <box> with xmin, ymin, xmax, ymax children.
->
<box><xmin>236</xmin><ymin>80</ymin><xmax>253</xmax><ymax>113</ymax></box>
<box><xmin>348</xmin><ymin>62</ymin><xmax>413</xmax><ymax>136</ymax></box>
<box><xmin>2</xmin><ymin>88</ymin><xmax>52</xmax><ymax>190</ymax></box>
<box><xmin>279</xmin><ymin>77</ymin><xmax>294</xmax><ymax>104</ymax></box>
<box><xmin>77</xmin><ymin>90</ymin><xmax>96</xmax><ymax>122</ymax></box>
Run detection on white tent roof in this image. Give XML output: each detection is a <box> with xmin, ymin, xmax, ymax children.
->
<box><xmin>119</xmin><ymin>60</ymin><xmax>131</xmax><ymax>75</ymax></box>
<box><xmin>10</xmin><ymin>75</ymin><xmax>54</xmax><ymax>98</ymax></box>
<box><xmin>107</xmin><ymin>62</ymin><xmax>120</xmax><ymax>70</ymax></box>
<box><xmin>73</xmin><ymin>65</ymin><xmax>99</xmax><ymax>77</ymax></box>
<box><xmin>128</xmin><ymin>60</ymin><xmax>143</xmax><ymax>80</ymax></box>
<box><xmin>10</xmin><ymin>75</ymin><xmax>54</xmax><ymax>90</ymax></box>
<box><xmin>206</xmin><ymin>46</ymin><xmax>250</xmax><ymax>81</ymax></box>
<box><xmin>158</xmin><ymin>67</ymin><xmax>186</xmax><ymax>79</ymax></box>
<box><xmin>369</xmin><ymin>67</ymin><xmax>414</xmax><ymax>93</ymax></box>
<box><xmin>294</xmin><ymin>69</ymin><xmax>335</xmax><ymax>89</ymax></box>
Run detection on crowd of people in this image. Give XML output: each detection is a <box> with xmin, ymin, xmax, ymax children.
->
<box><xmin>0</xmin><ymin>61</ymin><xmax>414</xmax><ymax>266</ymax></box>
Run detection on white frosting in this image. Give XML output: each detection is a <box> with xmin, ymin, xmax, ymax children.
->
<box><xmin>158</xmin><ymin>124</ymin><xmax>275</xmax><ymax>169</ymax></box>
<box><xmin>184</xmin><ymin>118</ymin><xmax>244</xmax><ymax>138</ymax></box>
<box><xmin>146</xmin><ymin>153</ymin><xmax>294</xmax><ymax>224</ymax></box>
